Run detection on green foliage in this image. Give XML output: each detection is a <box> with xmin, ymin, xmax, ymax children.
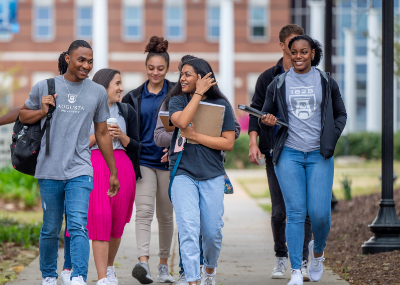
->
<box><xmin>334</xmin><ymin>132</ymin><xmax>400</xmax><ymax>160</ymax></box>
<box><xmin>225</xmin><ymin>134</ymin><xmax>261</xmax><ymax>169</ymax></box>
<box><xmin>340</xmin><ymin>175</ymin><xmax>352</xmax><ymax>201</ymax></box>
<box><xmin>0</xmin><ymin>165</ymin><xmax>39</xmax><ymax>208</ymax></box>
<box><xmin>0</xmin><ymin>214</ymin><xmax>42</xmax><ymax>248</ymax></box>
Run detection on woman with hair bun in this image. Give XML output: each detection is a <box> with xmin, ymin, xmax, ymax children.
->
<box><xmin>261</xmin><ymin>35</ymin><xmax>347</xmax><ymax>285</ymax></box>
<box><xmin>122</xmin><ymin>36</ymin><xmax>175</xmax><ymax>284</ymax></box>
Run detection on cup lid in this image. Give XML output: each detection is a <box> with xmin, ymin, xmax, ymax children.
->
<box><xmin>107</xmin><ymin>118</ymin><xmax>118</xmax><ymax>124</ymax></box>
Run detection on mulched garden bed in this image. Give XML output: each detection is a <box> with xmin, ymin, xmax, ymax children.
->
<box><xmin>325</xmin><ymin>189</ymin><xmax>400</xmax><ymax>285</ymax></box>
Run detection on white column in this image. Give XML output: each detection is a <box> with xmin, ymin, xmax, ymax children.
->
<box><xmin>366</xmin><ymin>8</ymin><xmax>382</xmax><ymax>132</ymax></box>
<box><xmin>219</xmin><ymin>0</ymin><xmax>235</xmax><ymax>105</ymax></box>
<box><xmin>308</xmin><ymin>0</ymin><xmax>325</xmax><ymax>71</ymax></box>
<box><xmin>92</xmin><ymin>0</ymin><xmax>109</xmax><ymax>74</ymax></box>
<box><xmin>394</xmin><ymin>77</ymin><xmax>398</xmax><ymax>131</ymax></box>
<box><xmin>344</xmin><ymin>29</ymin><xmax>357</xmax><ymax>134</ymax></box>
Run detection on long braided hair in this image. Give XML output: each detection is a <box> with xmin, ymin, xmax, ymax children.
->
<box><xmin>58</xmin><ymin>40</ymin><xmax>92</xmax><ymax>75</ymax></box>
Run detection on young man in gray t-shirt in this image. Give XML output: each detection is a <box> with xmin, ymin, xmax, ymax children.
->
<box><xmin>19</xmin><ymin>40</ymin><xmax>119</xmax><ymax>285</ymax></box>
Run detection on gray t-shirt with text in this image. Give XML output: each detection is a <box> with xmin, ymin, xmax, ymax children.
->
<box><xmin>284</xmin><ymin>67</ymin><xmax>322</xmax><ymax>152</ymax></box>
<box><xmin>25</xmin><ymin>75</ymin><xmax>110</xmax><ymax>180</ymax></box>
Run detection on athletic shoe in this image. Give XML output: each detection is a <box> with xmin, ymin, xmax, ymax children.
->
<box><xmin>61</xmin><ymin>269</ymin><xmax>71</xmax><ymax>285</ymax></box>
<box><xmin>157</xmin><ymin>264</ymin><xmax>175</xmax><ymax>283</ymax></box>
<box><xmin>288</xmin><ymin>269</ymin><xmax>303</xmax><ymax>285</ymax></box>
<box><xmin>307</xmin><ymin>240</ymin><xmax>325</xmax><ymax>282</ymax></box>
<box><xmin>200</xmin><ymin>266</ymin><xmax>216</xmax><ymax>285</ymax></box>
<box><xmin>301</xmin><ymin>260</ymin><xmax>310</xmax><ymax>281</ymax></box>
<box><xmin>42</xmin><ymin>277</ymin><xmax>57</xmax><ymax>285</ymax></box>
<box><xmin>96</xmin><ymin>278</ymin><xmax>110</xmax><ymax>285</ymax></box>
<box><xmin>132</xmin><ymin>262</ymin><xmax>154</xmax><ymax>284</ymax></box>
<box><xmin>176</xmin><ymin>272</ymin><xmax>189</xmax><ymax>285</ymax></box>
<box><xmin>200</xmin><ymin>265</ymin><xmax>204</xmax><ymax>279</ymax></box>
<box><xmin>271</xmin><ymin>257</ymin><xmax>288</xmax><ymax>279</ymax></box>
<box><xmin>71</xmin><ymin>276</ymin><xmax>86</xmax><ymax>285</ymax></box>
<box><xmin>107</xmin><ymin>266</ymin><xmax>118</xmax><ymax>285</ymax></box>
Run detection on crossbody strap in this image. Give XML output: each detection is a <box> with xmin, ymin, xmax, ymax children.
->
<box><xmin>168</xmin><ymin>150</ymin><xmax>183</xmax><ymax>201</ymax></box>
<box><xmin>45</xmin><ymin>78</ymin><xmax>56</xmax><ymax>155</ymax></box>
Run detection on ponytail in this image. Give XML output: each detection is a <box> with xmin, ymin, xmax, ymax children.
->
<box><xmin>58</xmin><ymin>51</ymin><xmax>68</xmax><ymax>75</ymax></box>
<box><xmin>58</xmin><ymin>40</ymin><xmax>92</xmax><ymax>75</ymax></box>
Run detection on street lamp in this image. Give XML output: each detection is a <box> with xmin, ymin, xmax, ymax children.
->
<box><xmin>361</xmin><ymin>0</ymin><xmax>400</xmax><ymax>254</ymax></box>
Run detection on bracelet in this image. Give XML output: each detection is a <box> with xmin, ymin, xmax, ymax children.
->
<box><xmin>194</xmin><ymin>93</ymin><xmax>203</xmax><ymax>97</ymax></box>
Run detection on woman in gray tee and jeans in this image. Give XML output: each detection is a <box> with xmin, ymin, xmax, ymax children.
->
<box><xmin>261</xmin><ymin>35</ymin><xmax>347</xmax><ymax>285</ymax></box>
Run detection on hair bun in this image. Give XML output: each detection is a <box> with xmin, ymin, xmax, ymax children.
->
<box><xmin>145</xmin><ymin>36</ymin><xmax>169</xmax><ymax>53</ymax></box>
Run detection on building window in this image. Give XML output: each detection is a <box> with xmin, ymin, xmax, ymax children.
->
<box><xmin>33</xmin><ymin>3</ymin><xmax>54</xmax><ymax>41</ymax></box>
<box><xmin>248</xmin><ymin>2</ymin><xmax>269</xmax><ymax>41</ymax></box>
<box><xmin>207</xmin><ymin>5</ymin><xmax>220</xmax><ymax>41</ymax></box>
<box><xmin>0</xmin><ymin>1</ymin><xmax>13</xmax><ymax>41</ymax></box>
<box><xmin>76</xmin><ymin>5</ymin><xmax>92</xmax><ymax>39</ymax></box>
<box><xmin>164</xmin><ymin>0</ymin><xmax>185</xmax><ymax>41</ymax></box>
<box><xmin>123</xmin><ymin>5</ymin><xmax>143</xmax><ymax>41</ymax></box>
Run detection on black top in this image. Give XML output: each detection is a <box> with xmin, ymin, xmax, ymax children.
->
<box><xmin>168</xmin><ymin>94</ymin><xmax>236</xmax><ymax>181</ymax></box>
<box><xmin>260</xmin><ymin>69</ymin><xmax>347</xmax><ymax>165</ymax></box>
<box><xmin>121</xmin><ymin>79</ymin><xmax>176</xmax><ymax>179</ymax></box>
<box><xmin>249</xmin><ymin>58</ymin><xmax>283</xmax><ymax>155</ymax></box>
<box><xmin>116</xmin><ymin>102</ymin><xmax>141</xmax><ymax>180</ymax></box>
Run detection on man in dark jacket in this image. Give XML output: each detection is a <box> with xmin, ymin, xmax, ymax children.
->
<box><xmin>248</xmin><ymin>24</ymin><xmax>312</xmax><ymax>281</ymax></box>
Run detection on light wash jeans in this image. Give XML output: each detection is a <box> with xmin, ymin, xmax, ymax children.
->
<box><xmin>171</xmin><ymin>175</ymin><xmax>225</xmax><ymax>282</ymax></box>
<box><xmin>38</xmin><ymin>176</ymin><xmax>92</xmax><ymax>281</ymax></box>
<box><xmin>274</xmin><ymin>147</ymin><xmax>334</xmax><ymax>270</ymax></box>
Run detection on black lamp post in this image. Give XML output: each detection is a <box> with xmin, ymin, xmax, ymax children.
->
<box><xmin>324</xmin><ymin>0</ymin><xmax>339</xmax><ymax>211</ymax></box>
<box><xmin>361</xmin><ymin>0</ymin><xmax>400</xmax><ymax>254</ymax></box>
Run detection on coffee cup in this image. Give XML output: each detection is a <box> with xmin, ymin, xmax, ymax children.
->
<box><xmin>107</xmin><ymin>118</ymin><xmax>118</xmax><ymax>127</ymax></box>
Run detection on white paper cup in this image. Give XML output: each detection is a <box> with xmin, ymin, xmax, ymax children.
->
<box><xmin>107</xmin><ymin>118</ymin><xmax>118</xmax><ymax>127</ymax></box>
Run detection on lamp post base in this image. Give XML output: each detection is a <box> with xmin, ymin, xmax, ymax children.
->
<box><xmin>361</xmin><ymin>199</ymin><xmax>400</xmax><ymax>254</ymax></box>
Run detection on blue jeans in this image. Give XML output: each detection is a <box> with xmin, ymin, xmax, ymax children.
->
<box><xmin>171</xmin><ymin>175</ymin><xmax>225</xmax><ymax>282</ymax></box>
<box><xmin>178</xmin><ymin>234</ymin><xmax>203</xmax><ymax>275</ymax></box>
<box><xmin>38</xmin><ymin>176</ymin><xmax>92</xmax><ymax>281</ymax></box>
<box><xmin>63</xmin><ymin>204</ymin><xmax>72</xmax><ymax>270</ymax></box>
<box><xmin>274</xmin><ymin>147</ymin><xmax>333</xmax><ymax>270</ymax></box>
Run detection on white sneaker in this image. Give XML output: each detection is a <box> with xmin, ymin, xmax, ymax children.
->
<box><xmin>61</xmin><ymin>269</ymin><xmax>72</xmax><ymax>285</ymax></box>
<box><xmin>301</xmin><ymin>260</ymin><xmax>310</xmax><ymax>281</ymax></box>
<box><xmin>106</xmin><ymin>266</ymin><xmax>118</xmax><ymax>285</ymax></box>
<box><xmin>200</xmin><ymin>265</ymin><xmax>204</xmax><ymax>279</ymax></box>
<box><xmin>176</xmin><ymin>272</ymin><xmax>189</xmax><ymax>285</ymax></box>
<box><xmin>200</xmin><ymin>266</ymin><xmax>216</xmax><ymax>285</ymax></box>
<box><xmin>71</xmin><ymin>276</ymin><xmax>87</xmax><ymax>285</ymax></box>
<box><xmin>96</xmin><ymin>278</ymin><xmax>110</xmax><ymax>285</ymax></box>
<box><xmin>271</xmin><ymin>257</ymin><xmax>288</xmax><ymax>279</ymax></box>
<box><xmin>157</xmin><ymin>264</ymin><xmax>175</xmax><ymax>283</ymax></box>
<box><xmin>288</xmin><ymin>269</ymin><xmax>303</xmax><ymax>285</ymax></box>
<box><xmin>42</xmin><ymin>277</ymin><xmax>57</xmax><ymax>285</ymax></box>
<box><xmin>307</xmin><ymin>240</ymin><xmax>325</xmax><ymax>282</ymax></box>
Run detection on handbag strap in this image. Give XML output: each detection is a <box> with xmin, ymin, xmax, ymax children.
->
<box><xmin>168</xmin><ymin>150</ymin><xmax>183</xmax><ymax>201</ymax></box>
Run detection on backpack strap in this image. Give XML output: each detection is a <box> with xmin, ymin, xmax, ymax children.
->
<box><xmin>45</xmin><ymin>78</ymin><xmax>56</xmax><ymax>155</ymax></box>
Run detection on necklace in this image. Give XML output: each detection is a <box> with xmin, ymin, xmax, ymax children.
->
<box><xmin>62</xmin><ymin>75</ymin><xmax>85</xmax><ymax>104</ymax></box>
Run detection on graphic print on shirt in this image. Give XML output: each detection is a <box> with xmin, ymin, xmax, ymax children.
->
<box><xmin>289</xmin><ymin>86</ymin><xmax>316</xmax><ymax>120</ymax></box>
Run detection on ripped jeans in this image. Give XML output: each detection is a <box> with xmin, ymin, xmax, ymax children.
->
<box><xmin>38</xmin><ymin>176</ymin><xmax>92</xmax><ymax>281</ymax></box>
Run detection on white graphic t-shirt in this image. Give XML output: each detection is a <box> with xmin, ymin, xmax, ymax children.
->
<box><xmin>284</xmin><ymin>67</ymin><xmax>322</xmax><ymax>152</ymax></box>
<box><xmin>25</xmin><ymin>75</ymin><xmax>110</xmax><ymax>180</ymax></box>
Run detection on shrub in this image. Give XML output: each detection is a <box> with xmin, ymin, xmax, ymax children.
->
<box><xmin>0</xmin><ymin>165</ymin><xmax>39</xmax><ymax>208</ymax></box>
<box><xmin>225</xmin><ymin>134</ymin><xmax>262</xmax><ymax>169</ymax></box>
<box><xmin>0</xmin><ymin>214</ymin><xmax>42</xmax><ymax>248</ymax></box>
<box><xmin>340</xmin><ymin>175</ymin><xmax>352</xmax><ymax>201</ymax></box>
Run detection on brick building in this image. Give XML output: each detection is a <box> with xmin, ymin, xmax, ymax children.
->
<box><xmin>0</xmin><ymin>0</ymin><xmax>290</xmax><ymax>113</ymax></box>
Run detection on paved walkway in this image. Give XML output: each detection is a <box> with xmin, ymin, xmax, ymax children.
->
<box><xmin>8</xmin><ymin>170</ymin><xmax>347</xmax><ymax>285</ymax></box>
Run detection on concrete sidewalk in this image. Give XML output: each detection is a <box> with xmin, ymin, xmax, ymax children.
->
<box><xmin>8</xmin><ymin>171</ymin><xmax>347</xmax><ymax>285</ymax></box>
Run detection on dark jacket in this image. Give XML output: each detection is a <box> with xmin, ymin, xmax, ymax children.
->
<box><xmin>249</xmin><ymin>58</ymin><xmax>283</xmax><ymax>154</ymax></box>
<box><xmin>121</xmin><ymin>79</ymin><xmax>176</xmax><ymax>178</ymax></box>
<box><xmin>116</xmin><ymin>102</ymin><xmax>141</xmax><ymax>180</ymax></box>
<box><xmin>260</xmin><ymin>68</ymin><xmax>347</xmax><ymax>165</ymax></box>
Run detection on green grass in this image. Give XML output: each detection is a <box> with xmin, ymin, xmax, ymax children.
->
<box><xmin>0</xmin><ymin>165</ymin><xmax>39</xmax><ymax>208</ymax></box>
<box><xmin>259</xmin><ymin>203</ymin><xmax>272</xmax><ymax>213</ymax></box>
<box><xmin>0</xmin><ymin>214</ymin><xmax>42</xmax><ymax>248</ymax></box>
<box><xmin>0</xmin><ymin>211</ymin><xmax>43</xmax><ymax>223</ymax></box>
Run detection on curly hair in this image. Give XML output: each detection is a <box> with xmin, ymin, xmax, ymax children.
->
<box><xmin>58</xmin><ymin>40</ymin><xmax>92</xmax><ymax>75</ymax></box>
<box><xmin>145</xmin><ymin>36</ymin><xmax>170</xmax><ymax>68</ymax></box>
<box><xmin>288</xmin><ymin>35</ymin><xmax>323</xmax><ymax>67</ymax></box>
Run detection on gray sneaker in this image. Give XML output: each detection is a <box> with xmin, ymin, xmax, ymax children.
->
<box><xmin>176</xmin><ymin>272</ymin><xmax>189</xmax><ymax>285</ymax></box>
<box><xmin>157</xmin><ymin>264</ymin><xmax>175</xmax><ymax>283</ymax></box>
<box><xmin>271</xmin><ymin>257</ymin><xmax>288</xmax><ymax>279</ymax></box>
<box><xmin>200</xmin><ymin>267</ymin><xmax>216</xmax><ymax>285</ymax></box>
<box><xmin>132</xmin><ymin>262</ymin><xmax>153</xmax><ymax>284</ymax></box>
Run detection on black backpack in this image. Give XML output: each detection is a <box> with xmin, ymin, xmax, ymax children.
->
<box><xmin>10</xmin><ymin>78</ymin><xmax>56</xmax><ymax>176</ymax></box>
